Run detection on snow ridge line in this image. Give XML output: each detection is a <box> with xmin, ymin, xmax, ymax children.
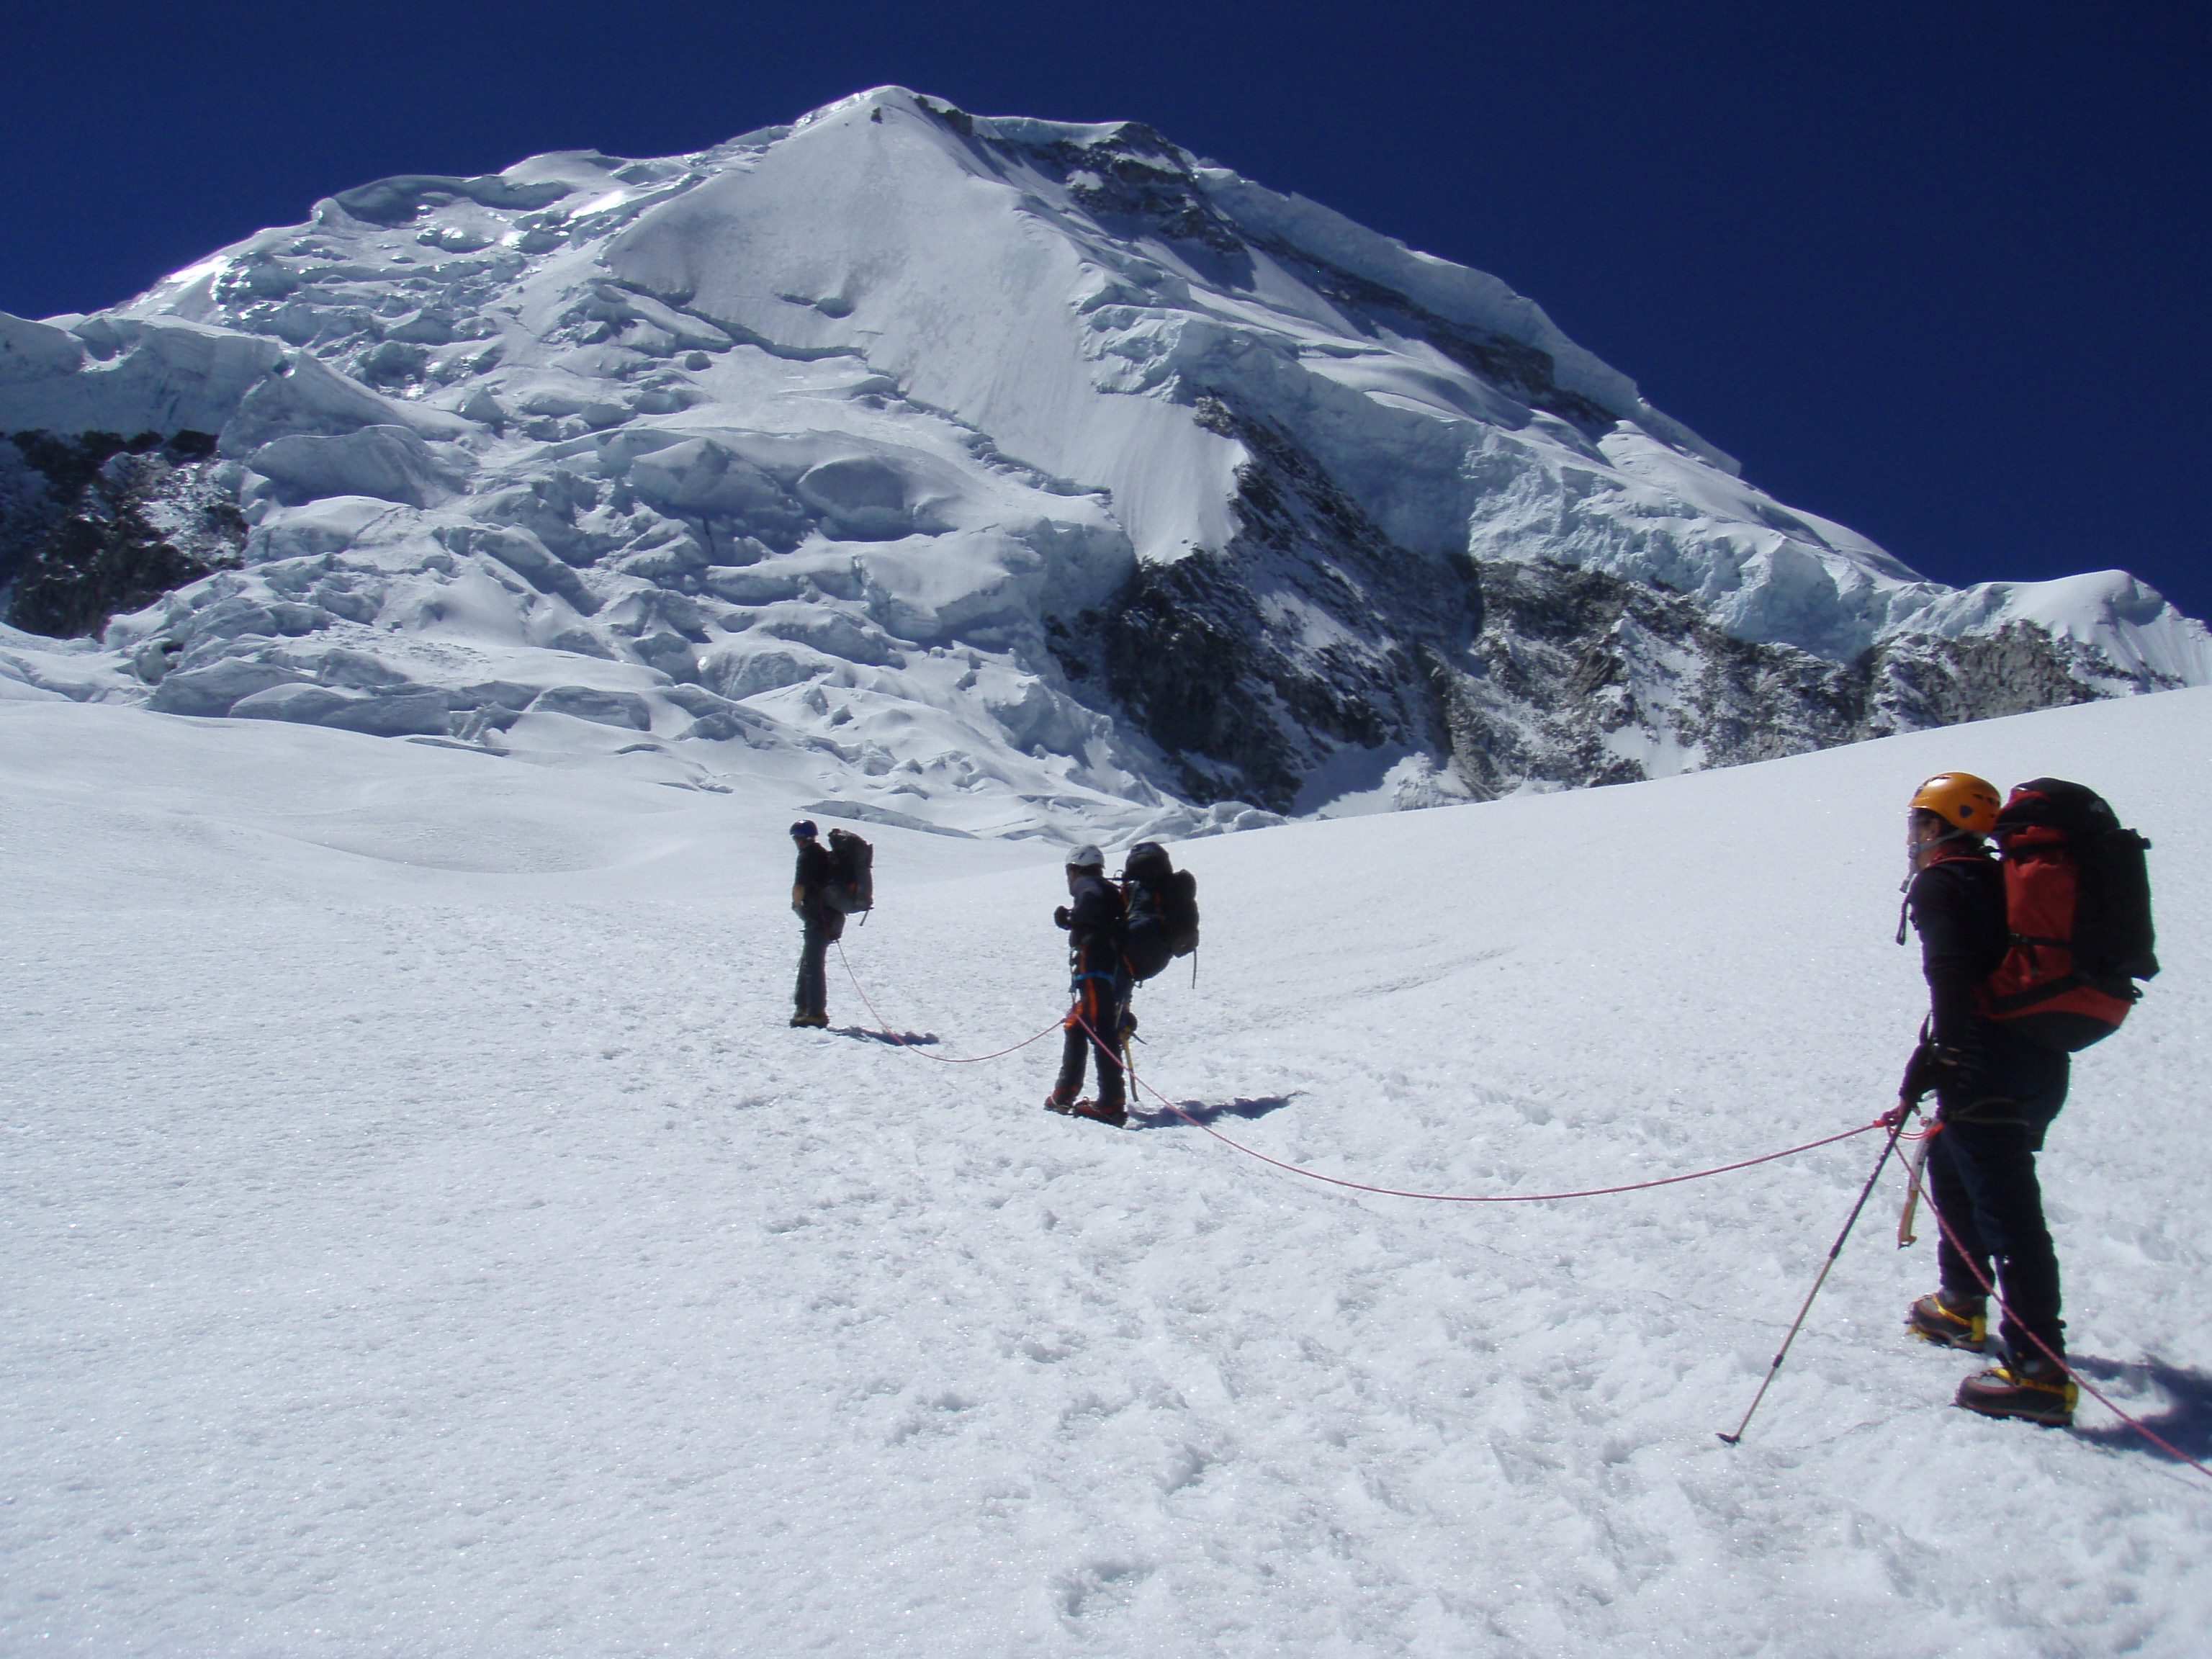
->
<box><xmin>1904</xmin><ymin>1133</ymin><xmax>2212</xmax><ymax>1485</ymax></box>
<box><xmin>835</xmin><ymin>941</ymin><xmax>1066</xmax><ymax>1063</ymax></box>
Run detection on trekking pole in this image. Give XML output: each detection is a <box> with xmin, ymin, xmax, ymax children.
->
<box><xmin>1718</xmin><ymin>1104</ymin><xmax>1915</xmax><ymax>1445</ymax></box>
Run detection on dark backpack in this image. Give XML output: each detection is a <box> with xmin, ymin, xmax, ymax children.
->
<box><xmin>1118</xmin><ymin>841</ymin><xmax>1200</xmax><ymax>981</ymax></box>
<box><xmin>823</xmin><ymin>827</ymin><xmax>874</xmax><ymax>915</ymax></box>
<box><xmin>1978</xmin><ymin>778</ymin><xmax>2157</xmax><ymax>1051</ymax></box>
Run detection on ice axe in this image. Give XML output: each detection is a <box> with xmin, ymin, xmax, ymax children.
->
<box><xmin>1896</xmin><ymin>1134</ymin><xmax>1932</xmax><ymax>1248</ymax></box>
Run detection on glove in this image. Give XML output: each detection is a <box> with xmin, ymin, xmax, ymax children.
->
<box><xmin>1898</xmin><ymin>1041</ymin><xmax>1961</xmax><ymax>1106</ymax></box>
<box><xmin>1053</xmin><ymin>905</ymin><xmax>1071</xmax><ymax>930</ymax></box>
<box><xmin>1878</xmin><ymin>1102</ymin><xmax>1915</xmax><ymax>1130</ymax></box>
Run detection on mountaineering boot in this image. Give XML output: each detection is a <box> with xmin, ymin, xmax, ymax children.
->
<box><xmin>789</xmin><ymin>1011</ymin><xmax>829</xmax><ymax>1028</ymax></box>
<box><xmin>1043</xmin><ymin>1086</ymin><xmax>1078</xmax><ymax>1114</ymax></box>
<box><xmin>1907</xmin><ymin>1290</ymin><xmax>1988</xmax><ymax>1352</ymax></box>
<box><xmin>1071</xmin><ymin>1097</ymin><xmax>1128</xmax><ymax>1128</ymax></box>
<box><xmin>1956</xmin><ymin>1354</ymin><xmax>2078</xmax><ymax>1427</ymax></box>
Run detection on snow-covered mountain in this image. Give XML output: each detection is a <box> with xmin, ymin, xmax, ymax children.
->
<box><xmin>3</xmin><ymin>86</ymin><xmax>2205</xmax><ymax>835</ymax></box>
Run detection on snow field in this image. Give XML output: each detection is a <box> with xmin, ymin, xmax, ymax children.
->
<box><xmin>4</xmin><ymin>689</ymin><xmax>2211</xmax><ymax>1655</ymax></box>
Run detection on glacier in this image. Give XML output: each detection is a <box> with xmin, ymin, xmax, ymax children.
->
<box><xmin>5</xmin><ymin>681</ymin><xmax>2210</xmax><ymax>1653</ymax></box>
<box><xmin>1</xmin><ymin>86</ymin><xmax>2204</xmax><ymax>834</ymax></box>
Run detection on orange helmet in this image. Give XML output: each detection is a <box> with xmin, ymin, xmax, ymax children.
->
<box><xmin>1909</xmin><ymin>773</ymin><xmax>2002</xmax><ymax>835</ymax></box>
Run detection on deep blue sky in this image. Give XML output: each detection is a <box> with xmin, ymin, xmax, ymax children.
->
<box><xmin>9</xmin><ymin>1</ymin><xmax>2206</xmax><ymax>621</ymax></box>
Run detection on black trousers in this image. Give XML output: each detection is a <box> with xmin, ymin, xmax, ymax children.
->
<box><xmin>793</xmin><ymin>918</ymin><xmax>831</xmax><ymax>1017</ymax></box>
<box><xmin>1057</xmin><ymin>974</ymin><xmax>1130</xmax><ymax>1105</ymax></box>
<box><xmin>1929</xmin><ymin>1017</ymin><xmax>2071</xmax><ymax>1359</ymax></box>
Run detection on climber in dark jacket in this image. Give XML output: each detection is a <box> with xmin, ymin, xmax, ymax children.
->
<box><xmin>788</xmin><ymin>821</ymin><xmax>839</xmax><ymax>1028</ymax></box>
<box><xmin>1899</xmin><ymin>772</ymin><xmax>2077</xmax><ymax>1426</ymax></box>
<box><xmin>1044</xmin><ymin>844</ymin><xmax>1130</xmax><ymax>1125</ymax></box>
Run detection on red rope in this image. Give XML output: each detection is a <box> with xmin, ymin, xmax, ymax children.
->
<box><xmin>1905</xmin><ymin>1141</ymin><xmax>2212</xmax><ymax>1482</ymax></box>
<box><xmin>1077</xmin><ymin>1012</ymin><xmax>1884</xmax><ymax>1202</ymax></box>
<box><xmin>835</xmin><ymin>941</ymin><xmax>1066</xmax><ymax>1064</ymax></box>
<box><xmin>829</xmin><ymin>954</ymin><xmax>2206</xmax><ymax>1475</ymax></box>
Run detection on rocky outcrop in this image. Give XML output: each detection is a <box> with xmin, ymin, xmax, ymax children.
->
<box><xmin>4</xmin><ymin>429</ymin><xmax>246</xmax><ymax>639</ymax></box>
<box><xmin>1442</xmin><ymin>560</ymin><xmax>2137</xmax><ymax>797</ymax></box>
<box><xmin>1050</xmin><ymin>396</ymin><xmax>1480</xmax><ymax>811</ymax></box>
<box><xmin>1051</xmin><ymin>429</ymin><xmax>2164</xmax><ymax>809</ymax></box>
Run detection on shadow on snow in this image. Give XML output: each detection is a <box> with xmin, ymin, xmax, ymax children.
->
<box><xmin>2064</xmin><ymin>1355</ymin><xmax>2212</xmax><ymax>1464</ymax></box>
<box><xmin>834</xmin><ymin>1025</ymin><xmax>940</xmax><ymax>1048</ymax></box>
<box><xmin>1130</xmin><ymin>1094</ymin><xmax>1299</xmax><ymax>1130</ymax></box>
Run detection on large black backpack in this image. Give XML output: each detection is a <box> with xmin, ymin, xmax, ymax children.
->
<box><xmin>823</xmin><ymin>827</ymin><xmax>874</xmax><ymax>916</ymax></box>
<box><xmin>1980</xmin><ymin>778</ymin><xmax>2156</xmax><ymax>1051</ymax></box>
<box><xmin>1119</xmin><ymin>841</ymin><xmax>1199</xmax><ymax>981</ymax></box>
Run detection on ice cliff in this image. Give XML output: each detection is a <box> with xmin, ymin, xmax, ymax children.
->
<box><xmin>2</xmin><ymin>86</ymin><xmax>2204</xmax><ymax>835</ymax></box>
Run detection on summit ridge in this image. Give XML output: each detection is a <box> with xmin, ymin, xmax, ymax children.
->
<box><xmin>1</xmin><ymin>86</ymin><xmax>2203</xmax><ymax>832</ymax></box>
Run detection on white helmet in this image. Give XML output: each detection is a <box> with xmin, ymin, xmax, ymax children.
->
<box><xmin>1065</xmin><ymin>844</ymin><xmax>1105</xmax><ymax>871</ymax></box>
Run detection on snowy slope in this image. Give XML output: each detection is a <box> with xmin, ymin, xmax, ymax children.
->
<box><xmin>4</xmin><ymin>688</ymin><xmax>2208</xmax><ymax>1655</ymax></box>
<box><xmin>2</xmin><ymin>86</ymin><xmax>2206</xmax><ymax>824</ymax></box>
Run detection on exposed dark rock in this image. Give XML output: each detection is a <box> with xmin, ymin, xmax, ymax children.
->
<box><xmin>1055</xmin><ymin>395</ymin><xmax>1482</xmax><ymax>811</ymax></box>
<box><xmin>989</xmin><ymin>125</ymin><xmax>1248</xmax><ymax>259</ymax></box>
<box><xmin>3</xmin><ymin>430</ymin><xmax>245</xmax><ymax>639</ymax></box>
<box><xmin>1051</xmin><ymin>415</ymin><xmax>2153</xmax><ymax>811</ymax></box>
<box><xmin>914</xmin><ymin>98</ymin><xmax>976</xmax><ymax>138</ymax></box>
<box><xmin>1442</xmin><ymin>559</ymin><xmax>2144</xmax><ymax>797</ymax></box>
<box><xmin>1872</xmin><ymin>624</ymin><xmax>2116</xmax><ymax>729</ymax></box>
<box><xmin>1446</xmin><ymin>559</ymin><xmax>1867</xmax><ymax>794</ymax></box>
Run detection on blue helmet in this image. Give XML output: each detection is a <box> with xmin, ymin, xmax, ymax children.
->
<box><xmin>790</xmin><ymin>820</ymin><xmax>819</xmax><ymax>840</ymax></box>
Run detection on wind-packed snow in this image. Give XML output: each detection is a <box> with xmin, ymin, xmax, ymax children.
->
<box><xmin>5</xmin><ymin>688</ymin><xmax>2208</xmax><ymax>1655</ymax></box>
<box><xmin>1</xmin><ymin>85</ymin><xmax>2204</xmax><ymax>827</ymax></box>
